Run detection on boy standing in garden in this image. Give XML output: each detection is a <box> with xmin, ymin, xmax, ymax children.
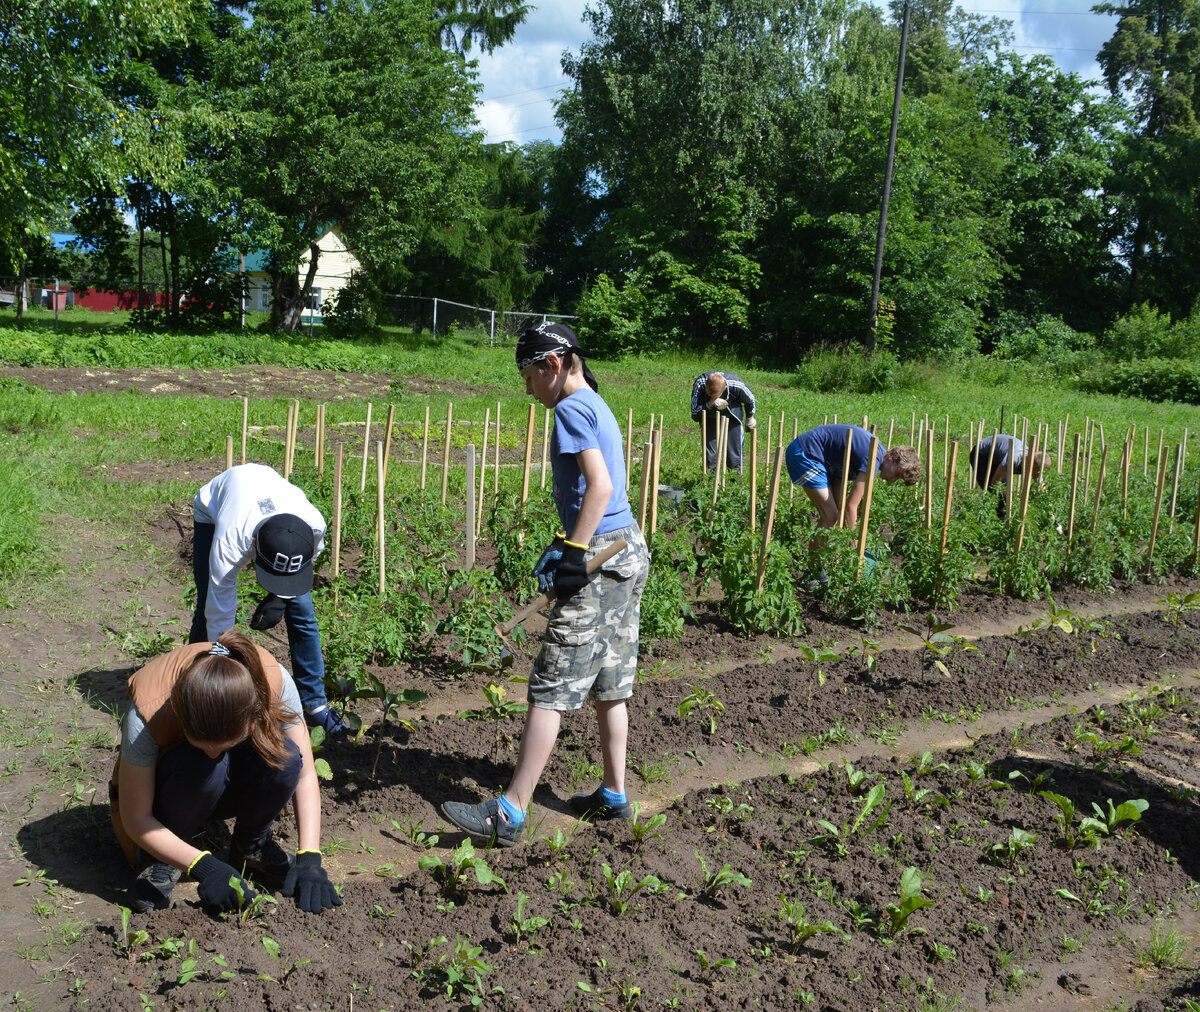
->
<box><xmin>441</xmin><ymin>323</ymin><xmax>650</xmax><ymax>846</ymax></box>
<box><xmin>190</xmin><ymin>463</ymin><xmax>347</xmax><ymax>735</ymax></box>
<box><xmin>690</xmin><ymin>370</ymin><xmax>757</xmax><ymax>472</ymax></box>
<box><xmin>786</xmin><ymin>424</ymin><xmax>921</xmax><ymax>586</ymax></box>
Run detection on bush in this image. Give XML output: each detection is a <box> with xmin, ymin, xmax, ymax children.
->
<box><xmin>1078</xmin><ymin>358</ymin><xmax>1200</xmax><ymax>404</ymax></box>
<box><xmin>794</xmin><ymin>346</ymin><xmax>898</xmax><ymax>393</ymax></box>
<box><xmin>993</xmin><ymin>316</ymin><xmax>1094</xmax><ymax>363</ymax></box>
<box><xmin>576</xmin><ymin>273</ymin><xmax>650</xmax><ymax>359</ymax></box>
<box><xmin>1099</xmin><ymin>302</ymin><xmax>1200</xmax><ymax>361</ymax></box>
<box><xmin>322</xmin><ymin>277</ymin><xmax>382</xmax><ymax>339</ymax></box>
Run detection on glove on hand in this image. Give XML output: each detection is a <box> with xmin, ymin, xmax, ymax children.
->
<box><xmin>191</xmin><ymin>853</ymin><xmax>256</xmax><ymax>912</ymax></box>
<box><xmin>250</xmin><ymin>593</ymin><xmax>287</xmax><ymax>630</ymax></box>
<box><xmin>282</xmin><ymin>852</ymin><xmax>342</xmax><ymax>914</ymax></box>
<box><xmin>553</xmin><ymin>545</ymin><xmax>589</xmax><ymax>602</ymax></box>
<box><xmin>532</xmin><ymin>538</ymin><xmax>565</xmax><ymax>593</ymax></box>
<box><xmin>745</xmin><ymin>416</ymin><xmax>757</xmax><ymax>431</ymax></box>
<box><xmin>712</xmin><ymin>397</ymin><xmax>729</xmax><ymax>412</ymax></box>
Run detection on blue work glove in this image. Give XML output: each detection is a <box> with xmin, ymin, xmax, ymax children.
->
<box><xmin>532</xmin><ymin>537</ymin><xmax>565</xmax><ymax>593</ymax></box>
<box><xmin>282</xmin><ymin>851</ymin><xmax>342</xmax><ymax>914</ymax></box>
<box><xmin>190</xmin><ymin>852</ymin><xmax>256</xmax><ymax>913</ymax></box>
<box><xmin>553</xmin><ymin>544</ymin><xmax>589</xmax><ymax>602</ymax></box>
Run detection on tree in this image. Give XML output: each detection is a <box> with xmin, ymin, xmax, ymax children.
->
<box><xmin>436</xmin><ymin>0</ymin><xmax>531</xmax><ymax>53</ymax></box>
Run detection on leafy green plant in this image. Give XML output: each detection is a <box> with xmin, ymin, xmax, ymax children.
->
<box><xmin>461</xmin><ymin>681</ymin><xmax>528</xmax><ymax>720</ymax></box>
<box><xmin>418</xmin><ymin>840</ymin><xmax>506</xmax><ymax>897</ymax></box>
<box><xmin>693</xmin><ymin>949</ymin><xmax>737</xmax><ymax>984</ymax></box>
<box><xmin>436</xmin><ymin>568</ymin><xmax>518</xmax><ymax>672</ymax></box>
<box><xmin>352</xmin><ymin>674</ymin><xmax>427</xmax><ymax>778</ymax></box>
<box><xmin>639</xmin><ymin>560</ymin><xmax>694</xmax><ymax>644</ymax></box>
<box><xmin>391</xmin><ymin>817</ymin><xmax>439</xmax><ymax>851</ymax></box>
<box><xmin>897</xmin><ymin>614</ymin><xmax>979</xmax><ymax>676</ymax></box>
<box><xmin>811</xmin><ymin>782</ymin><xmax>890</xmax><ymax>856</ymax></box>
<box><xmin>777</xmin><ymin>895</ymin><xmax>845</xmax><ymax>953</ymax></box>
<box><xmin>705</xmin><ymin>793</ymin><xmax>754</xmax><ymax>833</ymax></box>
<box><xmin>416</xmin><ymin>934</ymin><xmax>499</xmax><ymax>1007</ymax></box>
<box><xmin>842</xmin><ymin>758</ymin><xmax>880</xmax><ymax>794</ymax></box>
<box><xmin>628</xmin><ymin>803</ymin><xmax>668</xmax><ymax>853</ymax></box>
<box><xmin>988</xmin><ymin>828</ymin><xmax>1037</xmax><ymax>868</ymax></box>
<box><xmin>717</xmin><ymin>532</ymin><xmax>804</xmax><ymax>636</ymax></box>
<box><xmin>879</xmin><ymin>866</ymin><xmax>935</xmax><ymax>937</ymax></box>
<box><xmin>509</xmin><ymin>892</ymin><xmax>550</xmax><ymax>948</ymax></box>
<box><xmin>694</xmin><ymin>851</ymin><xmax>751</xmax><ymax>899</ymax></box>
<box><xmin>601</xmin><ymin>863</ymin><xmax>664</xmax><ymax>916</ymax></box>
<box><xmin>114</xmin><ymin>906</ymin><xmax>151</xmax><ymax>960</ymax></box>
<box><xmin>678</xmin><ymin>685</ymin><xmax>725</xmax><ymax>735</ymax></box>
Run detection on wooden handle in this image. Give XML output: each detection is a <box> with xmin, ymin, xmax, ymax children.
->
<box><xmin>497</xmin><ymin>538</ymin><xmax>629</xmax><ymax>636</ymax></box>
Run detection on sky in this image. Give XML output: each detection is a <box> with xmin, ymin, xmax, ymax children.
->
<box><xmin>471</xmin><ymin>0</ymin><xmax>1121</xmax><ymax>146</ymax></box>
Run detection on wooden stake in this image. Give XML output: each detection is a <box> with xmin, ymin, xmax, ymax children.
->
<box><xmin>701</xmin><ymin>410</ymin><xmax>708</xmax><ymax>474</ymax></box>
<box><xmin>765</xmin><ymin>415</ymin><xmax>773</xmax><ymax>475</ymax></box>
<box><xmin>1005</xmin><ymin>434</ymin><xmax>1015</xmax><ymax>519</ymax></box>
<box><xmin>983</xmin><ymin>429</ymin><xmax>999</xmax><ymax>493</ymax></box>
<box><xmin>540</xmin><ymin>408</ymin><xmax>551</xmax><ymax>489</ymax></box>
<box><xmin>755</xmin><ymin>446</ymin><xmax>785</xmax><ymax>593</ymax></box>
<box><xmin>240</xmin><ymin>396</ymin><xmax>248</xmax><ymax>465</ymax></box>
<box><xmin>381</xmin><ymin>403</ymin><xmax>395</xmax><ymax>483</ymax></box>
<box><xmin>649</xmin><ymin>428</ymin><xmax>663</xmax><ymax>536</ymax></box>
<box><xmin>935</xmin><ymin>442</ymin><xmax>959</xmax><ymax>593</ymax></box>
<box><xmin>359</xmin><ymin>403</ymin><xmax>372</xmax><ymax>493</ymax></box>
<box><xmin>477</xmin><ymin>408</ymin><xmax>490</xmax><ymax>533</ymax></box>
<box><xmin>1147</xmin><ymin>450</ymin><xmax>1169</xmax><ymax>573</ymax></box>
<box><xmin>1121</xmin><ymin>436</ymin><xmax>1132</xmax><ymax>519</ymax></box>
<box><xmin>856</xmin><ymin>435</ymin><xmax>881</xmax><ymax>574</ymax></box>
<box><xmin>1066</xmin><ymin>433</ymin><xmax>1081</xmax><ymax>549</ymax></box>
<box><xmin>1059</xmin><ymin>413</ymin><xmax>1069</xmax><ymax>473</ymax></box>
<box><xmin>637</xmin><ymin>442</ymin><xmax>652</xmax><ymax>530</ymax></box>
<box><xmin>283</xmin><ymin>401</ymin><xmax>294</xmax><ymax>479</ymax></box>
<box><xmin>1089</xmin><ymin>443</ymin><xmax>1108</xmax><ymax>534</ymax></box>
<box><xmin>749</xmin><ymin>425</ymin><xmax>758</xmax><ymax>532</ymax></box>
<box><xmin>925</xmin><ymin>430</ymin><xmax>936</xmax><ymax>529</ymax></box>
<box><xmin>316</xmin><ymin>404</ymin><xmax>326</xmax><ymax>476</ymax></box>
<box><xmin>465</xmin><ymin>444</ymin><xmax>476</xmax><ymax>570</ymax></box>
<box><xmin>493</xmin><ymin>401</ymin><xmax>502</xmax><ymax>499</ymax></box>
<box><xmin>441</xmin><ymin>402</ymin><xmax>453</xmax><ymax>505</ymax></box>
<box><xmin>521</xmin><ymin>402</ymin><xmax>536</xmax><ymax>504</ymax></box>
<box><xmin>909</xmin><ymin>410</ymin><xmax>916</xmax><ymax>444</ymax></box>
<box><xmin>1156</xmin><ymin>428</ymin><xmax>1165</xmax><ymax>480</ymax></box>
<box><xmin>837</xmin><ymin>427</ymin><xmax>853</xmax><ymax>528</ymax></box>
<box><xmin>887</xmin><ymin>418</ymin><xmax>895</xmax><ymax>448</ymax></box>
<box><xmin>943</xmin><ymin>413</ymin><xmax>950</xmax><ymax>478</ymax></box>
<box><xmin>376</xmin><ymin>441</ymin><xmax>386</xmax><ymax>595</ymax></box>
<box><xmin>420</xmin><ymin>405</ymin><xmax>430</xmax><ymax>491</ymax></box>
<box><xmin>332</xmin><ymin>443</ymin><xmax>343</xmax><ymax>579</ymax></box>
<box><xmin>1169</xmin><ymin>442</ymin><xmax>1183</xmax><ymax>523</ymax></box>
<box><xmin>1143</xmin><ymin>426</ymin><xmax>1149</xmax><ymax>476</ymax></box>
<box><xmin>720</xmin><ymin>415</ymin><xmax>731</xmax><ymax>489</ymax></box>
<box><xmin>1015</xmin><ymin>432</ymin><xmax>1040</xmax><ymax>553</ymax></box>
<box><xmin>625</xmin><ymin>408</ymin><xmax>634</xmax><ymax>492</ymax></box>
<box><xmin>1082</xmin><ymin>418</ymin><xmax>1094</xmax><ymax>509</ymax></box>
<box><xmin>225</xmin><ymin>435</ymin><xmax>233</xmax><ymax>471</ymax></box>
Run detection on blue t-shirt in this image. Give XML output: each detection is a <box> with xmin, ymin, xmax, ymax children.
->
<box><xmin>796</xmin><ymin>424</ymin><xmax>886</xmax><ymax>482</ymax></box>
<box><xmin>552</xmin><ymin>387</ymin><xmax>635</xmax><ymax>537</ymax></box>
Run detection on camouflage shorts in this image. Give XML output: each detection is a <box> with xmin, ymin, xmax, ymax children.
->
<box><xmin>529</xmin><ymin>524</ymin><xmax>650</xmax><ymax>710</ymax></box>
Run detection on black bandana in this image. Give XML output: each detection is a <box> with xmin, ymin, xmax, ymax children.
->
<box><xmin>515</xmin><ymin>322</ymin><xmax>598</xmax><ymax>392</ymax></box>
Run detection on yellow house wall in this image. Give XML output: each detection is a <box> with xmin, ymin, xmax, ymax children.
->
<box><xmin>245</xmin><ymin>226</ymin><xmax>361</xmax><ymax>315</ymax></box>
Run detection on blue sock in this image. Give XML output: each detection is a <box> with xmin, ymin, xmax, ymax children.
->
<box><xmin>601</xmin><ymin>785</ymin><xmax>627</xmax><ymax>805</ymax></box>
<box><xmin>497</xmin><ymin>794</ymin><xmax>525</xmax><ymax>826</ymax></box>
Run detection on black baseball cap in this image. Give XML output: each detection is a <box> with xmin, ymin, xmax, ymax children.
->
<box><xmin>254</xmin><ymin>514</ymin><xmax>316</xmax><ymax>597</ymax></box>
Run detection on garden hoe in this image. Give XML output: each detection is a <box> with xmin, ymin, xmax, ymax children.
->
<box><xmin>491</xmin><ymin>538</ymin><xmax>628</xmax><ymax>670</ymax></box>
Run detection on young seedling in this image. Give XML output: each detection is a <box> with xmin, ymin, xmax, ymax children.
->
<box><xmin>601</xmin><ymin>863</ymin><xmax>664</xmax><ymax>916</ymax></box>
<box><xmin>114</xmin><ymin>906</ymin><xmax>151</xmax><ymax>961</ymax></box>
<box><xmin>796</xmin><ymin>641</ymin><xmax>842</xmax><ymax>686</ymax></box>
<box><xmin>462</xmin><ymin>681</ymin><xmax>528</xmax><ymax>721</ymax></box>
<box><xmin>988</xmin><ymin>828</ymin><xmax>1038</xmax><ymax>869</ymax></box>
<box><xmin>418</xmin><ymin>840</ymin><xmax>506</xmax><ymax>898</ymax></box>
<box><xmin>777</xmin><ymin>895</ymin><xmax>845</xmax><ymax>953</ymax></box>
<box><xmin>705</xmin><ymin>794</ymin><xmax>754</xmax><ymax>833</ymax></box>
<box><xmin>260</xmin><ymin>936</ymin><xmax>311</xmax><ymax>985</ymax></box>
<box><xmin>811</xmin><ymin>782</ymin><xmax>891</xmax><ymax>856</ymax></box>
<box><xmin>628</xmin><ymin>803</ymin><xmax>668</xmax><ymax>853</ymax></box>
<box><xmin>693</xmin><ymin>949</ymin><xmax>737</xmax><ymax>985</ymax></box>
<box><xmin>695</xmin><ymin>851</ymin><xmax>751</xmax><ymax>899</ymax></box>
<box><xmin>842</xmin><ymin>759</ymin><xmax>880</xmax><ymax>795</ymax></box>
<box><xmin>391</xmin><ymin>817</ymin><xmax>440</xmax><ymax>850</ymax></box>
<box><xmin>678</xmin><ymin>685</ymin><xmax>726</xmax><ymax>734</ymax></box>
<box><xmin>879</xmin><ymin>866</ymin><xmax>935</xmax><ymax>938</ymax></box>
<box><xmin>353</xmin><ymin>674</ymin><xmax>427</xmax><ymax>778</ymax></box>
<box><xmin>898</xmin><ymin>614</ymin><xmax>978</xmax><ymax>676</ymax></box>
<box><xmin>509</xmin><ymin>892</ymin><xmax>550</xmax><ymax>948</ymax></box>
<box><xmin>538</xmin><ymin>827</ymin><xmax>572</xmax><ymax>862</ymax></box>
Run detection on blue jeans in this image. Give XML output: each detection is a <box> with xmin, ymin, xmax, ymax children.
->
<box><xmin>702</xmin><ymin>407</ymin><xmax>744</xmax><ymax>472</ymax></box>
<box><xmin>190</xmin><ymin>521</ymin><xmax>329</xmax><ymax>712</ymax></box>
<box><xmin>153</xmin><ymin>739</ymin><xmax>302</xmax><ymax>852</ymax></box>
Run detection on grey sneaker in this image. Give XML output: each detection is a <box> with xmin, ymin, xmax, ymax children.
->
<box><xmin>569</xmin><ymin>787</ymin><xmax>633</xmax><ymax>821</ymax></box>
<box><xmin>131</xmin><ymin>861</ymin><xmax>181</xmax><ymax>912</ymax></box>
<box><xmin>229</xmin><ymin>837</ymin><xmax>293</xmax><ymax>888</ymax></box>
<box><xmin>440</xmin><ymin>798</ymin><xmax>523</xmax><ymax>848</ymax></box>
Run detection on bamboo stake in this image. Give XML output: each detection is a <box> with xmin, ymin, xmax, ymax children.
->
<box><xmin>1121</xmin><ymin>435</ymin><xmax>1132</xmax><ymax>519</ymax></box>
<box><xmin>701</xmin><ymin>410</ymin><xmax>708</xmax><ymax>474</ymax></box>
<box><xmin>711</xmin><ymin>420</ymin><xmax>724</xmax><ymax>510</ymax></box>
<box><xmin>540</xmin><ymin>408</ymin><xmax>550</xmax><ymax>490</ymax></box>
<box><xmin>493</xmin><ymin>401</ymin><xmax>502</xmax><ymax>499</ymax></box>
<box><xmin>837</xmin><ymin>427</ymin><xmax>853</xmax><ymax>528</ymax></box>
<box><xmin>1005</xmin><ymin>435</ymin><xmax>1015</xmax><ymax>519</ymax></box>
<box><xmin>332</xmin><ymin>443</ymin><xmax>343</xmax><ymax>579</ymax></box>
<box><xmin>909</xmin><ymin>411</ymin><xmax>915</xmax><ymax>443</ymax></box>
<box><xmin>283</xmin><ymin>402</ymin><xmax>294</xmax><ymax>479</ymax></box>
<box><xmin>649</xmin><ymin>428</ymin><xmax>663</xmax><ymax>536</ymax></box>
<box><xmin>749</xmin><ymin>425</ymin><xmax>759</xmax><ymax>532</ymax></box>
<box><xmin>983</xmin><ymin>430</ymin><xmax>999</xmax><ymax>493</ymax></box>
<box><xmin>1143</xmin><ymin>426</ymin><xmax>1150</xmax><ymax>476</ymax></box>
<box><xmin>1147</xmin><ymin>450</ymin><xmax>1169</xmax><ymax>573</ymax></box>
<box><xmin>240</xmin><ymin>396</ymin><xmax>248</xmax><ymax>465</ymax></box>
<box><xmin>943</xmin><ymin>413</ymin><xmax>950</xmax><ymax>478</ymax></box>
<box><xmin>925</xmin><ymin>430</ymin><xmax>935</xmax><ymax>529</ymax></box>
<box><xmin>625</xmin><ymin>408</ymin><xmax>633</xmax><ymax>491</ymax></box>
<box><xmin>376</xmin><ymin>441</ymin><xmax>386</xmax><ymax>595</ymax></box>
<box><xmin>720</xmin><ymin>414</ymin><xmax>732</xmax><ymax>489</ymax></box>
<box><xmin>465</xmin><ymin>444</ymin><xmax>476</xmax><ymax>571</ymax></box>
<box><xmin>316</xmin><ymin>404</ymin><xmax>325</xmax><ymax>476</ymax></box>
<box><xmin>359</xmin><ymin>403</ymin><xmax>372</xmax><ymax>493</ymax></box>
<box><xmin>765</xmin><ymin>415</ymin><xmax>773</xmax><ymax>475</ymax></box>
<box><xmin>381</xmin><ymin>403</ymin><xmax>395</xmax><ymax>482</ymax></box>
<box><xmin>936</xmin><ymin>442</ymin><xmax>960</xmax><ymax>583</ymax></box>
<box><xmin>1082</xmin><ymin>418</ymin><xmax>1094</xmax><ymax>509</ymax></box>
<box><xmin>1182</xmin><ymin>427</ymin><xmax>1189</xmax><ymax>476</ymax></box>
<box><xmin>1015</xmin><ymin>432</ymin><xmax>1040</xmax><ymax>553</ymax></box>
<box><xmin>637</xmin><ymin>442</ymin><xmax>652</xmax><ymax>530</ymax></box>
<box><xmin>1059</xmin><ymin>413</ymin><xmax>1069</xmax><ymax>473</ymax></box>
<box><xmin>1169</xmin><ymin>442</ymin><xmax>1183</xmax><ymax>523</ymax></box>
<box><xmin>225</xmin><ymin>435</ymin><xmax>233</xmax><ymax>471</ymax></box>
<box><xmin>1089</xmin><ymin>443</ymin><xmax>1108</xmax><ymax>534</ymax></box>
<box><xmin>521</xmin><ymin>402</ymin><xmax>536</xmax><ymax>504</ymax></box>
<box><xmin>477</xmin><ymin>408</ymin><xmax>490</xmax><ymax>533</ymax></box>
<box><xmin>755</xmin><ymin>446</ymin><xmax>785</xmax><ymax>593</ymax></box>
<box><xmin>856</xmin><ymin>435</ymin><xmax>881</xmax><ymax>575</ymax></box>
<box><xmin>887</xmin><ymin>418</ymin><xmax>895</xmax><ymax>448</ymax></box>
<box><xmin>441</xmin><ymin>403</ymin><xmax>453</xmax><ymax>505</ymax></box>
<box><xmin>1156</xmin><ymin>428</ymin><xmax>1165</xmax><ymax>480</ymax></box>
<box><xmin>420</xmin><ymin>405</ymin><xmax>430</xmax><ymax>491</ymax></box>
<box><xmin>1066</xmin><ymin>433</ymin><xmax>1081</xmax><ymax>549</ymax></box>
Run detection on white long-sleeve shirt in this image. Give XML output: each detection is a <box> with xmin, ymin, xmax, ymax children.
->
<box><xmin>193</xmin><ymin>464</ymin><xmax>326</xmax><ymax>639</ymax></box>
